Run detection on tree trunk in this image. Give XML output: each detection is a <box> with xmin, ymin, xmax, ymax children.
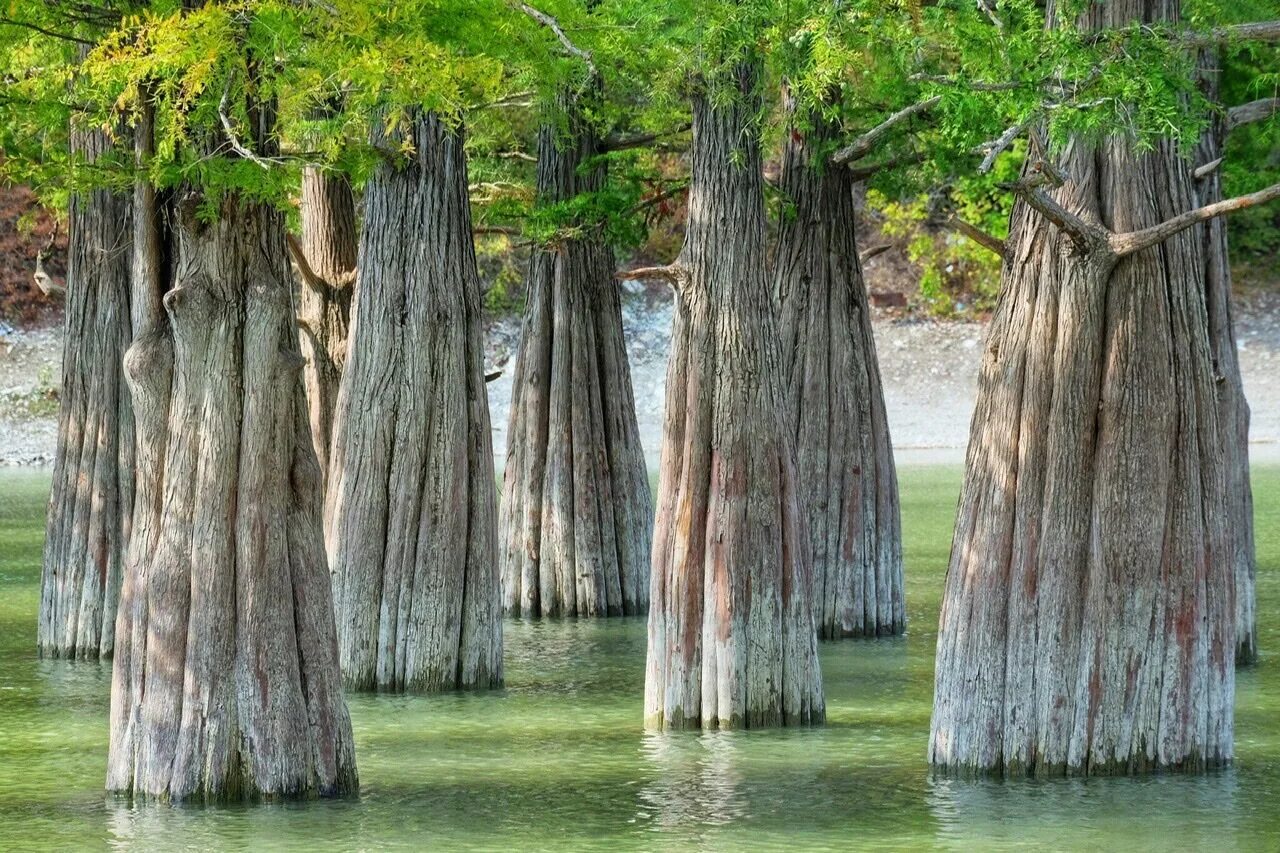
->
<box><xmin>644</xmin><ymin>62</ymin><xmax>824</xmax><ymax>730</ymax></box>
<box><xmin>297</xmin><ymin>167</ymin><xmax>357</xmax><ymax>484</ymax></box>
<box><xmin>1195</xmin><ymin>57</ymin><xmax>1255</xmax><ymax>666</ymax></box>
<box><xmin>38</xmin><ymin>122</ymin><xmax>134</xmax><ymax>660</ymax></box>
<box><xmin>774</xmin><ymin>105</ymin><xmax>904</xmax><ymax>640</ymax></box>
<box><xmin>107</xmin><ymin>100</ymin><xmax>357</xmax><ymax>802</ymax></box>
<box><xmin>325</xmin><ymin>112</ymin><xmax>502</xmax><ymax>692</ymax></box>
<box><xmin>499</xmin><ymin>95</ymin><xmax>652</xmax><ymax>618</ymax></box>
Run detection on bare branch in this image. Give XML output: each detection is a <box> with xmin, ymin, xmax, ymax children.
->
<box><xmin>495</xmin><ymin>150</ymin><xmax>537</xmax><ymax>162</ymax></box>
<box><xmin>859</xmin><ymin>244</ymin><xmax>893</xmax><ymax>263</ymax></box>
<box><xmin>516</xmin><ymin>2</ymin><xmax>596</xmax><ymax>77</ymax></box>
<box><xmin>600</xmin><ymin>123</ymin><xmax>691</xmax><ymax>153</ymax></box>
<box><xmin>1004</xmin><ymin>170</ymin><xmax>1109</xmax><ymax>251</ymax></box>
<box><xmin>946</xmin><ymin>216</ymin><xmax>1006</xmax><ymax>259</ymax></box>
<box><xmin>1206</xmin><ymin>21</ymin><xmax>1280</xmax><ymax>46</ymax></box>
<box><xmin>286</xmin><ymin>232</ymin><xmax>355</xmax><ymax>291</ymax></box>
<box><xmin>473</xmin><ymin>225</ymin><xmax>523</xmax><ymax>237</ymax></box>
<box><xmin>615</xmin><ymin>263</ymin><xmax>685</xmax><ymax>285</ymax></box>
<box><xmin>845</xmin><ymin>149</ymin><xmax>927</xmax><ymax>181</ymax></box>
<box><xmin>977</xmin><ymin>120</ymin><xmax>1029</xmax><ymax>174</ymax></box>
<box><xmin>832</xmin><ymin>96</ymin><xmax>942</xmax><ymax>165</ymax></box>
<box><xmin>1109</xmin><ymin>181</ymin><xmax>1280</xmax><ymax>258</ymax></box>
<box><xmin>1194</xmin><ymin>157</ymin><xmax>1223</xmax><ymax>180</ymax></box>
<box><xmin>218</xmin><ymin>77</ymin><xmax>286</xmax><ymax>170</ymax></box>
<box><xmin>1228</xmin><ymin>97</ymin><xmax>1280</xmax><ymax>132</ymax></box>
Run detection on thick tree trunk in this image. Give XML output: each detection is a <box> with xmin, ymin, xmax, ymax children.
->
<box><xmin>107</xmin><ymin>102</ymin><xmax>357</xmax><ymax>802</ymax></box>
<box><xmin>930</xmin><ymin>0</ymin><xmax>1235</xmax><ymax>779</ymax></box>
<box><xmin>775</xmin><ymin>106</ymin><xmax>904</xmax><ymax>640</ymax></box>
<box><xmin>38</xmin><ymin>123</ymin><xmax>134</xmax><ymax>659</ymax></box>
<box><xmin>499</xmin><ymin>97</ymin><xmax>652</xmax><ymax>618</ymax></box>
<box><xmin>1195</xmin><ymin>59</ymin><xmax>1255</xmax><ymax>666</ymax></box>
<box><xmin>931</xmin><ymin>138</ymin><xmax>1234</xmax><ymax>779</ymax></box>
<box><xmin>325</xmin><ymin>112</ymin><xmax>502</xmax><ymax>692</ymax></box>
<box><xmin>644</xmin><ymin>63</ymin><xmax>824</xmax><ymax>730</ymax></box>
<box><xmin>297</xmin><ymin>167</ymin><xmax>357</xmax><ymax>483</ymax></box>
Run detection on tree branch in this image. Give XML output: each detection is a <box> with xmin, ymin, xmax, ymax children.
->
<box><xmin>0</xmin><ymin>16</ymin><xmax>94</xmax><ymax>45</ymax></box>
<box><xmin>1004</xmin><ymin>170</ymin><xmax>1109</xmax><ymax>252</ymax></box>
<box><xmin>615</xmin><ymin>263</ymin><xmax>685</xmax><ymax>285</ymax></box>
<box><xmin>831</xmin><ymin>96</ymin><xmax>942</xmax><ymax>165</ymax></box>
<box><xmin>1207</xmin><ymin>21</ymin><xmax>1280</xmax><ymax>46</ymax></box>
<box><xmin>946</xmin><ymin>216</ymin><xmax>1006</xmax><ymax>259</ymax></box>
<box><xmin>600</xmin><ymin>123</ymin><xmax>691</xmax><ymax>153</ymax></box>
<box><xmin>516</xmin><ymin>2</ymin><xmax>596</xmax><ymax>77</ymax></box>
<box><xmin>1228</xmin><ymin>97</ymin><xmax>1280</xmax><ymax>132</ymax></box>
<box><xmin>286</xmin><ymin>232</ymin><xmax>355</xmax><ymax>291</ymax></box>
<box><xmin>1109</xmin><ymin>181</ymin><xmax>1280</xmax><ymax>257</ymax></box>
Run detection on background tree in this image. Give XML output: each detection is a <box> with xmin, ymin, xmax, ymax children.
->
<box><xmin>641</xmin><ymin>3</ymin><xmax>825</xmax><ymax>729</ymax></box>
<box><xmin>498</xmin><ymin>2</ymin><xmax>654</xmax><ymax>619</ymax></box>
<box><xmin>321</xmin><ymin>2</ymin><xmax>504</xmax><ymax>691</ymax></box>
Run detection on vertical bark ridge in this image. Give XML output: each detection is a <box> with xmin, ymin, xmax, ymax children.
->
<box><xmin>930</xmin><ymin>35</ymin><xmax>1235</xmax><ymax>775</ymax></box>
<box><xmin>298</xmin><ymin>166</ymin><xmax>357</xmax><ymax>484</ymax></box>
<box><xmin>500</xmin><ymin>93</ymin><xmax>653</xmax><ymax>618</ymax></box>
<box><xmin>775</xmin><ymin>105</ymin><xmax>905</xmax><ymax>640</ymax></box>
<box><xmin>39</xmin><ymin>120</ymin><xmax>134</xmax><ymax>660</ymax></box>
<box><xmin>1194</xmin><ymin>55</ymin><xmax>1256</xmax><ymax>666</ymax></box>
<box><xmin>326</xmin><ymin>112</ymin><xmax>502</xmax><ymax>692</ymax></box>
<box><xmin>107</xmin><ymin>97</ymin><xmax>357</xmax><ymax>803</ymax></box>
<box><xmin>644</xmin><ymin>62</ymin><xmax>824</xmax><ymax>730</ymax></box>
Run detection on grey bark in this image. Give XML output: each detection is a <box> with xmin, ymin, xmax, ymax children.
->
<box><xmin>930</xmin><ymin>0</ymin><xmax>1234</xmax><ymax>777</ymax></box>
<box><xmin>1195</xmin><ymin>56</ymin><xmax>1255</xmax><ymax>666</ymax></box>
<box><xmin>297</xmin><ymin>167</ymin><xmax>357</xmax><ymax>484</ymax></box>
<box><xmin>39</xmin><ymin>121</ymin><xmax>134</xmax><ymax>659</ymax></box>
<box><xmin>325</xmin><ymin>112</ymin><xmax>502</xmax><ymax>692</ymax></box>
<box><xmin>500</xmin><ymin>94</ymin><xmax>652</xmax><ymax>618</ymax></box>
<box><xmin>775</xmin><ymin>105</ymin><xmax>904</xmax><ymax>640</ymax></box>
<box><xmin>107</xmin><ymin>98</ymin><xmax>357</xmax><ymax>802</ymax></box>
<box><xmin>644</xmin><ymin>62</ymin><xmax>824</xmax><ymax>730</ymax></box>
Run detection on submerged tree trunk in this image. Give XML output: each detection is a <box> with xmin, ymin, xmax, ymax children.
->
<box><xmin>325</xmin><ymin>112</ymin><xmax>501</xmax><ymax>692</ymax></box>
<box><xmin>107</xmin><ymin>100</ymin><xmax>357</xmax><ymax>802</ymax></box>
<box><xmin>38</xmin><ymin>123</ymin><xmax>134</xmax><ymax>660</ymax></box>
<box><xmin>500</xmin><ymin>97</ymin><xmax>652</xmax><ymax>619</ymax></box>
<box><xmin>1195</xmin><ymin>59</ymin><xmax>1256</xmax><ymax>666</ymax></box>
<box><xmin>296</xmin><ymin>167</ymin><xmax>357</xmax><ymax>483</ymax></box>
<box><xmin>644</xmin><ymin>63</ymin><xmax>824</xmax><ymax>730</ymax></box>
<box><xmin>774</xmin><ymin>106</ymin><xmax>904</xmax><ymax>640</ymax></box>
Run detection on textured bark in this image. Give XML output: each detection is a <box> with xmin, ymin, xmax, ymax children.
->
<box><xmin>775</xmin><ymin>106</ymin><xmax>904</xmax><ymax>640</ymax></box>
<box><xmin>297</xmin><ymin>167</ymin><xmax>357</xmax><ymax>482</ymax></box>
<box><xmin>930</xmin><ymin>1</ymin><xmax>1234</xmax><ymax>777</ymax></box>
<box><xmin>107</xmin><ymin>100</ymin><xmax>357</xmax><ymax>802</ymax></box>
<box><xmin>38</xmin><ymin>122</ymin><xmax>134</xmax><ymax>660</ymax></box>
<box><xmin>644</xmin><ymin>63</ymin><xmax>824</xmax><ymax>730</ymax></box>
<box><xmin>1195</xmin><ymin>58</ymin><xmax>1256</xmax><ymax>666</ymax></box>
<box><xmin>499</xmin><ymin>95</ymin><xmax>652</xmax><ymax>618</ymax></box>
<box><xmin>325</xmin><ymin>112</ymin><xmax>502</xmax><ymax>692</ymax></box>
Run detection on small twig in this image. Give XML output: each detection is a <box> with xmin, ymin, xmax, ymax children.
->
<box><xmin>0</xmin><ymin>16</ymin><xmax>94</xmax><ymax>45</ymax></box>
<box><xmin>219</xmin><ymin>75</ymin><xmax>285</xmax><ymax>170</ymax></box>
<box><xmin>977</xmin><ymin>119</ymin><xmax>1029</xmax><ymax>174</ymax></box>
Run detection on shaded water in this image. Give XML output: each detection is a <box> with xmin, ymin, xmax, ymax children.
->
<box><xmin>1</xmin><ymin>466</ymin><xmax>1278</xmax><ymax>850</ymax></box>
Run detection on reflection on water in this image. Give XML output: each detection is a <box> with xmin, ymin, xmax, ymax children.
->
<box><xmin>639</xmin><ymin>730</ymin><xmax>748</xmax><ymax>829</ymax></box>
<box><xmin>1</xmin><ymin>466</ymin><xmax>1279</xmax><ymax>850</ymax></box>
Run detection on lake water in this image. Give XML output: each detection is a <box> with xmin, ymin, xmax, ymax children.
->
<box><xmin>1</xmin><ymin>466</ymin><xmax>1278</xmax><ymax>851</ymax></box>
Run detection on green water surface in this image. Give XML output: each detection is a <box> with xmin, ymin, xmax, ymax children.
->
<box><xmin>1</xmin><ymin>466</ymin><xmax>1278</xmax><ymax>851</ymax></box>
